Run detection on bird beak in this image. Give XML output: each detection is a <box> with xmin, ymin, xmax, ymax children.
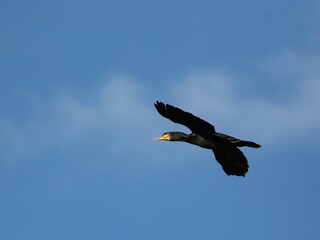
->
<box><xmin>154</xmin><ymin>134</ymin><xmax>170</xmax><ymax>141</ymax></box>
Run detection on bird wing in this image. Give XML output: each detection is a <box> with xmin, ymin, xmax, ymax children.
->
<box><xmin>212</xmin><ymin>147</ymin><xmax>249</xmax><ymax>176</ymax></box>
<box><xmin>154</xmin><ymin>101</ymin><xmax>216</xmax><ymax>138</ymax></box>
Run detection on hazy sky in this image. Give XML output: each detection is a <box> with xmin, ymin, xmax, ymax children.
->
<box><xmin>1</xmin><ymin>1</ymin><xmax>320</xmax><ymax>239</ymax></box>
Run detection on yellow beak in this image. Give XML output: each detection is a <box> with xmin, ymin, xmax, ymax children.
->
<box><xmin>154</xmin><ymin>133</ymin><xmax>170</xmax><ymax>141</ymax></box>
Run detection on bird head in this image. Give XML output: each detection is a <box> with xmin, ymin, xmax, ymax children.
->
<box><xmin>154</xmin><ymin>132</ymin><xmax>171</xmax><ymax>141</ymax></box>
<box><xmin>154</xmin><ymin>132</ymin><xmax>188</xmax><ymax>141</ymax></box>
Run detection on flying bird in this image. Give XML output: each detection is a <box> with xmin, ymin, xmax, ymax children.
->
<box><xmin>154</xmin><ymin>101</ymin><xmax>261</xmax><ymax>177</ymax></box>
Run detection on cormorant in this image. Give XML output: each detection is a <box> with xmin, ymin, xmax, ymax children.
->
<box><xmin>154</xmin><ymin>101</ymin><xmax>261</xmax><ymax>177</ymax></box>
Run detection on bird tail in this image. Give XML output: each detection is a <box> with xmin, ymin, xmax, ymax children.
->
<box><xmin>236</xmin><ymin>140</ymin><xmax>261</xmax><ymax>148</ymax></box>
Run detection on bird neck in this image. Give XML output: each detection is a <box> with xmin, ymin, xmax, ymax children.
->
<box><xmin>184</xmin><ymin>133</ymin><xmax>216</xmax><ymax>149</ymax></box>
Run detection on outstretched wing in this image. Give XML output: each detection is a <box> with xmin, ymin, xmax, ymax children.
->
<box><xmin>212</xmin><ymin>147</ymin><xmax>249</xmax><ymax>176</ymax></box>
<box><xmin>154</xmin><ymin>101</ymin><xmax>216</xmax><ymax>138</ymax></box>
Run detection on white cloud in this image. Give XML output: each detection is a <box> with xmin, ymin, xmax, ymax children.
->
<box><xmin>0</xmin><ymin>51</ymin><xmax>319</xmax><ymax>163</ymax></box>
<box><xmin>170</xmin><ymin>52</ymin><xmax>320</xmax><ymax>144</ymax></box>
<box><xmin>0</xmin><ymin>76</ymin><xmax>157</xmax><ymax>163</ymax></box>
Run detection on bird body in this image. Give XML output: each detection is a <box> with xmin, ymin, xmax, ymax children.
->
<box><xmin>154</xmin><ymin>101</ymin><xmax>261</xmax><ymax>177</ymax></box>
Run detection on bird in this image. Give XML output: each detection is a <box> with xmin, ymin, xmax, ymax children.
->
<box><xmin>154</xmin><ymin>101</ymin><xmax>261</xmax><ymax>177</ymax></box>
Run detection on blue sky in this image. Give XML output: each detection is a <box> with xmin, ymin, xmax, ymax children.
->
<box><xmin>1</xmin><ymin>0</ymin><xmax>320</xmax><ymax>239</ymax></box>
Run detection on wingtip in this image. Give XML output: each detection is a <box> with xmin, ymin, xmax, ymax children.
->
<box><xmin>154</xmin><ymin>100</ymin><xmax>161</xmax><ymax>107</ymax></box>
<box><xmin>154</xmin><ymin>101</ymin><xmax>166</xmax><ymax>111</ymax></box>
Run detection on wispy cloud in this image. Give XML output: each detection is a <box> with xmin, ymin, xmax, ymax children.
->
<box><xmin>170</xmin><ymin>51</ymin><xmax>320</xmax><ymax>143</ymax></box>
<box><xmin>0</xmin><ymin>51</ymin><xmax>319</xmax><ymax>163</ymax></box>
<box><xmin>0</xmin><ymin>77</ymin><xmax>156</xmax><ymax>163</ymax></box>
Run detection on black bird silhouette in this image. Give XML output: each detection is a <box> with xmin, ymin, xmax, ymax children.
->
<box><xmin>154</xmin><ymin>101</ymin><xmax>261</xmax><ymax>176</ymax></box>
